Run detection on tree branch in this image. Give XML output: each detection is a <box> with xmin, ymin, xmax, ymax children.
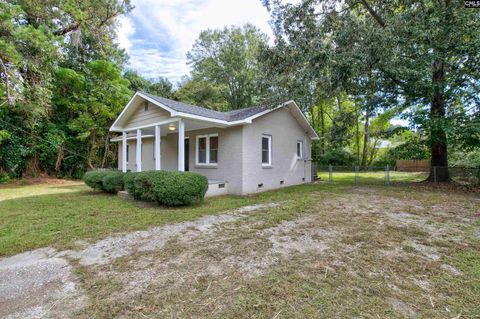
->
<box><xmin>54</xmin><ymin>23</ymin><xmax>80</xmax><ymax>36</ymax></box>
<box><xmin>359</xmin><ymin>0</ymin><xmax>386</xmax><ymax>27</ymax></box>
<box><xmin>0</xmin><ymin>57</ymin><xmax>14</xmax><ymax>106</ymax></box>
<box><xmin>53</xmin><ymin>9</ymin><xmax>122</xmax><ymax>36</ymax></box>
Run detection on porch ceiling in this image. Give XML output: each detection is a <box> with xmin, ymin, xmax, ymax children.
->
<box><xmin>110</xmin><ymin>118</ymin><xmax>221</xmax><ymax>141</ymax></box>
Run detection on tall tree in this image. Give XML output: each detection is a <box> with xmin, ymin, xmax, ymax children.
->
<box><xmin>149</xmin><ymin>77</ymin><xmax>174</xmax><ymax>98</ymax></box>
<box><xmin>264</xmin><ymin>0</ymin><xmax>480</xmax><ymax>181</ymax></box>
<box><xmin>0</xmin><ymin>0</ymin><xmax>132</xmax><ymax>178</ymax></box>
<box><xmin>174</xmin><ymin>77</ymin><xmax>228</xmax><ymax>111</ymax></box>
<box><xmin>187</xmin><ymin>24</ymin><xmax>269</xmax><ymax>109</ymax></box>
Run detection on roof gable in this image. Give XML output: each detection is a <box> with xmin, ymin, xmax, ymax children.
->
<box><xmin>110</xmin><ymin>92</ymin><xmax>319</xmax><ymax>139</ymax></box>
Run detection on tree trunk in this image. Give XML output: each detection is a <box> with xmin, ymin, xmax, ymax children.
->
<box><xmin>360</xmin><ymin>109</ymin><xmax>370</xmax><ymax>170</ymax></box>
<box><xmin>87</xmin><ymin>129</ymin><xmax>96</xmax><ymax>169</ymax></box>
<box><xmin>367</xmin><ymin>138</ymin><xmax>378</xmax><ymax>167</ymax></box>
<box><xmin>101</xmin><ymin>132</ymin><xmax>110</xmax><ymax>168</ymax></box>
<box><xmin>355</xmin><ymin>102</ymin><xmax>361</xmax><ymax>165</ymax></box>
<box><xmin>55</xmin><ymin>144</ymin><xmax>64</xmax><ymax>173</ymax></box>
<box><xmin>320</xmin><ymin>102</ymin><xmax>325</xmax><ymax>156</ymax></box>
<box><xmin>428</xmin><ymin>59</ymin><xmax>449</xmax><ymax>182</ymax></box>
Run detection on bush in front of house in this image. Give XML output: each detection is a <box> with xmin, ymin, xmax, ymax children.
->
<box><xmin>85</xmin><ymin>170</ymin><xmax>208</xmax><ymax>206</ymax></box>
<box><xmin>83</xmin><ymin>170</ymin><xmax>111</xmax><ymax>190</ymax></box>
<box><xmin>127</xmin><ymin>172</ymin><xmax>156</xmax><ymax>201</ymax></box>
<box><xmin>123</xmin><ymin>172</ymin><xmax>155</xmax><ymax>200</ymax></box>
<box><xmin>123</xmin><ymin>172</ymin><xmax>137</xmax><ymax>197</ymax></box>
<box><xmin>124</xmin><ymin>171</ymin><xmax>208</xmax><ymax>206</ymax></box>
<box><xmin>150</xmin><ymin>171</ymin><xmax>208</xmax><ymax>206</ymax></box>
<box><xmin>102</xmin><ymin>171</ymin><xmax>125</xmax><ymax>193</ymax></box>
<box><xmin>83</xmin><ymin>170</ymin><xmax>124</xmax><ymax>192</ymax></box>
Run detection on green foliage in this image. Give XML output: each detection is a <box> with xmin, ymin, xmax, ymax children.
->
<box><xmin>122</xmin><ymin>172</ymin><xmax>136</xmax><ymax>196</ymax></box>
<box><xmin>124</xmin><ymin>71</ymin><xmax>174</xmax><ymax>98</ymax></box>
<box><xmin>83</xmin><ymin>171</ymin><xmax>111</xmax><ymax>191</ymax></box>
<box><xmin>83</xmin><ymin>170</ymin><xmax>126</xmax><ymax>193</ymax></box>
<box><xmin>0</xmin><ymin>0</ymin><xmax>132</xmax><ymax>179</ymax></box>
<box><xmin>124</xmin><ymin>171</ymin><xmax>208</xmax><ymax>206</ymax></box>
<box><xmin>390</xmin><ymin>135</ymin><xmax>430</xmax><ymax>161</ymax></box>
<box><xmin>0</xmin><ymin>172</ymin><xmax>9</xmax><ymax>184</ymax></box>
<box><xmin>149</xmin><ymin>77</ymin><xmax>174</xmax><ymax>98</ymax></box>
<box><xmin>449</xmin><ymin>149</ymin><xmax>480</xmax><ymax>168</ymax></box>
<box><xmin>372</xmin><ymin>132</ymin><xmax>430</xmax><ymax>166</ymax></box>
<box><xmin>174</xmin><ymin>77</ymin><xmax>228</xmax><ymax>111</ymax></box>
<box><xmin>187</xmin><ymin>24</ymin><xmax>268</xmax><ymax>109</ymax></box>
<box><xmin>102</xmin><ymin>171</ymin><xmax>125</xmax><ymax>193</ymax></box>
<box><xmin>132</xmin><ymin>172</ymin><xmax>157</xmax><ymax>201</ymax></box>
<box><xmin>319</xmin><ymin>148</ymin><xmax>356</xmax><ymax>166</ymax></box>
<box><xmin>123</xmin><ymin>70</ymin><xmax>151</xmax><ymax>92</ymax></box>
<box><xmin>264</xmin><ymin>0</ymin><xmax>480</xmax><ymax>178</ymax></box>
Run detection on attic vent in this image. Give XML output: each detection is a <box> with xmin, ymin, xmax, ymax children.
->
<box><xmin>258</xmin><ymin>183</ymin><xmax>263</xmax><ymax>188</ymax></box>
<box><xmin>218</xmin><ymin>183</ymin><xmax>225</xmax><ymax>189</ymax></box>
<box><xmin>280</xmin><ymin>180</ymin><xmax>284</xmax><ymax>185</ymax></box>
<box><xmin>144</xmin><ymin>101</ymin><xmax>149</xmax><ymax>111</ymax></box>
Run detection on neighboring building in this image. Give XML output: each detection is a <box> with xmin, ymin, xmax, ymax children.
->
<box><xmin>110</xmin><ymin>92</ymin><xmax>319</xmax><ymax>195</ymax></box>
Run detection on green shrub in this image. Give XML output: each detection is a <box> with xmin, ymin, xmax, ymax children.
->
<box><xmin>124</xmin><ymin>171</ymin><xmax>208</xmax><ymax>206</ymax></box>
<box><xmin>133</xmin><ymin>172</ymin><xmax>157</xmax><ymax>201</ymax></box>
<box><xmin>102</xmin><ymin>171</ymin><xmax>125</xmax><ymax>193</ymax></box>
<box><xmin>83</xmin><ymin>171</ymin><xmax>110</xmax><ymax>190</ymax></box>
<box><xmin>123</xmin><ymin>172</ymin><xmax>137</xmax><ymax>197</ymax></box>
<box><xmin>151</xmin><ymin>171</ymin><xmax>208</xmax><ymax>206</ymax></box>
<box><xmin>0</xmin><ymin>172</ymin><xmax>10</xmax><ymax>184</ymax></box>
<box><xmin>319</xmin><ymin>148</ymin><xmax>356</xmax><ymax>166</ymax></box>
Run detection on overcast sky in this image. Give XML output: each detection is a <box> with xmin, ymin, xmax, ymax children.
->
<box><xmin>116</xmin><ymin>0</ymin><xmax>279</xmax><ymax>84</ymax></box>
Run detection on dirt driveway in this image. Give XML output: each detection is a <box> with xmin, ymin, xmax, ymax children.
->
<box><xmin>1</xmin><ymin>186</ymin><xmax>478</xmax><ymax>318</ymax></box>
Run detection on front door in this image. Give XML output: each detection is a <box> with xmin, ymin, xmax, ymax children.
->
<box><xmin>184</xmin><ymin>138</ymin><xmax>190</xmax><ymax>171</ymax></box>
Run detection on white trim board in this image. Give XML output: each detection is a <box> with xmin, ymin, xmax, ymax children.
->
<box><xmin>109</xmin><ymin>92</ymin><xmax>319</xmax><ymax>140</ymax></box>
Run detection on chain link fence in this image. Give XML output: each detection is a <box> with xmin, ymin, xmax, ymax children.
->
<box><xmin>315</xmin><ymin>165</ymin><xmax>479</xmax><ymax>186</ymax></box>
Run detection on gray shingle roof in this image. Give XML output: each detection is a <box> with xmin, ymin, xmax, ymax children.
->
<box><xmin>141</xmin><ymin>92</ymin><xmax>269</xmax><ymax>122</ymax></box>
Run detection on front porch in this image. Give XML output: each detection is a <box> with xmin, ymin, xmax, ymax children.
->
<box><xmin>111</xmin><ymin>117</ymin><xmax>229</xmax><ymax>197</ymax></box>
<box><xmin>111</xmin><ymin>117</ymin><xmax>220</xmax><ymax>173</ymax></box>
<box><xmin>112</xmin><ymin>118</ymin><xmax>185</xmax><ymax>173</ymax></box>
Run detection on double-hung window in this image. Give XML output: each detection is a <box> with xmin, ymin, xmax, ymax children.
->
<box><xmin>296</xmin><ymin>140</ymin><xmax>303</xmax><ymax>159</ymax></box>
<box><xmin>261</xmin><ymin>135</ymin><xmax>272</xmax><ymax>166</ymax></box>
<box><xmin>196</xmin><ymin>134</ymin><xmax>218</xmax><ymax>165</ymax></box>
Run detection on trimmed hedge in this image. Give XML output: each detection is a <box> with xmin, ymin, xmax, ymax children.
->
<box><xmin>102</xmin><ymin>171</ymin><xmax>125</xmax><ymax>193</ymax></box>
<box><xmin>124</xmin><ymin>171</ymin><xmax>208</xmax><ymax>206</ymax></box>
<box><xmin>123</xmin><ymin>172</ymin><xmax>136</xmax><ymax>197</ymax></box>
<box><xmin>83</xmin><ymin>171</ymin><xmax>110</xmax><ymax>191</ymax></box>
<box><xmin>84</xmin><ymin>170</ymin><xmax>208</xmax><ymax>206</ymax></box>
<box><xmin>83</xmin><ymin>170</ymin><xmax>125</xmax><ymax>193</ymax></box>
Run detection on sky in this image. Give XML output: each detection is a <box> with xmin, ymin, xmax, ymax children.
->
<box><xmin>116</xmin><ymin>0</ymin><xmax>277</xmax><ymax>84</ymax></box>
<box><xmin>115</xmin><ymin>0</ymin><xmax>408</xmax><ymax>126</ymax></box>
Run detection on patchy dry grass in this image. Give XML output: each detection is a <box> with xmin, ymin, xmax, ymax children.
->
<box><xmin>68</xmin><ymin>184</ymin><xmax>480</xmax><ymax>318</ymax></box>
<box><xmin>0</xmin><ymin>180</ymin><xmax>316</xmax><ymax>256</ymax></box>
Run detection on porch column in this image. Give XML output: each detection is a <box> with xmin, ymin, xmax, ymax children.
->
<box><xmin>136</xmin><ymin>129</ymin><xmax>142</xmax><ymax>172</ymax></box>
<box><xmin>177</xmin><ymin>119</ymin><xmax>185</xmax><ymax>171</ymax></box>
<box><xmin>121</xmin><ymin>131</ymin><xmax>127</xmax><ymax>173</ymax></box>
<box><xmin>155</xmin><ymin>125</ymin><xmax>161</xmax><ymax>170</ymax></box>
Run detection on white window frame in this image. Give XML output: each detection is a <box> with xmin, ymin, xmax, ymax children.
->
<box><xmin>296</xmin><ymin>140</ymin><xmax>303</xmax><ymax>159</ymax></box>
<box><xmin>196</xmin><ymin>133</ymin><xmax>218</xmax><ymax>166</ymax></box>
<box><xmin>261</xmin><ymin>134</ymin><xmax>272</xmax><ymax>167</ymax></box>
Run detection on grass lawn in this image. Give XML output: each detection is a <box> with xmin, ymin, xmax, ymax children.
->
<box><xmin>0</xmin><ymin>179</ymin><xmax>320</xmax><ymax>256</ymax></box>
<box><xmin>1</xmin><ymin>179</ymin><xmax>479</xmax><ymax>318</ymax></box>
<box><xmin>317</xmin><ymin>170</ymin><xmax>429</xmax><ymax>184</ymax></box>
